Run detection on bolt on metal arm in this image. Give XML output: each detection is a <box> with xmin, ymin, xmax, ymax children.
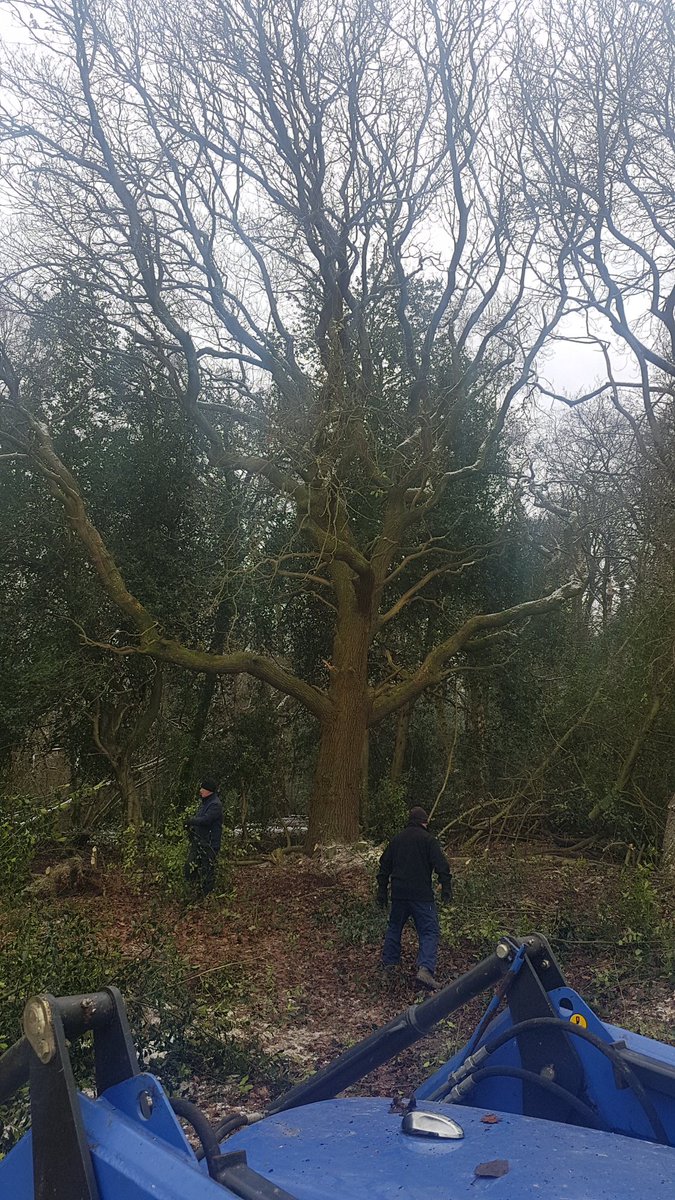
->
<box><xmin>0</xmin><ymin>988</ymin><xmax>140</xmax><ymax>1200</ymax></box>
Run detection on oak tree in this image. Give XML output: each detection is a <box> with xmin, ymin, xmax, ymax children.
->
<box><xmin>0</xmin><ymin>0</ymin><xmax>581</xmax><ymax>841</ymax></box>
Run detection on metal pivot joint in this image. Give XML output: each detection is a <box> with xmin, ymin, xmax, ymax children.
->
<box><xmin>19</xmin><ymin>988</ymin><xmax>140</xmax><ymax>1200</ymax></box>
<box><xmin>23</xmin><ymin>997</ymin><xmax>56</xmax><ymax>1065</ymax></box>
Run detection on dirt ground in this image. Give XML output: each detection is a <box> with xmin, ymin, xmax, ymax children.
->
<box><xmin>5</xmin><ymin>840</ymin><xmax>673</xmax><ymax>1164</ymax></box>
<box><xmin>88</xmin><ymin>848</ymin><xmax>675</xmax><ymax>1130</ymax></box>
<box><xmin>21</xmin><ymin>844</ymin><xmax>667</xmax><ymax>1132</ymax></box>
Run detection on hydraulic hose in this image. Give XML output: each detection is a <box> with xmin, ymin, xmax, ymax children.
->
<box><xmin>449</xmin><ymin>1065</ymin><xmax>609</xmax><ymax>1131</ymax></box>
<box><xmin>170</xmin><ymin>1096</ymin><xmax>221</xmax><ymax>1179</ymax></box>
<box><xmin>171</xmin><ymin>1097</ymin><xmax>298</xmax><ymax>1199</ymax></box>
<box><xmin>214</xmin><ymin>1112</ymin><xmax>250</xmax><ymax>1141</ymax></box>
<box><xmin>195</xmin><ymin>1112</ymin><xmax>250</xmax><ymax>1162</ymax></box>
<box><xmin>484</xmin><ymin>1018</ymin><xmax>668</xmax><ymax>1146</ymax></box>
<box><xmin>439</xmin><ymin>1015</ymin><xmax>669</xmax><ymax>1146</ymax></box>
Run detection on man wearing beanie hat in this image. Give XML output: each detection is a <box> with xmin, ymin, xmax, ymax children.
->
<box><xmin>376</xmin><ymin>806</ymin><xmax>452</xmax><ymax>990</ymax></box>
<box><xmin>184</xmin><ymin>777</ymin><xmax>223</xmax><ymax>896</ymax></box>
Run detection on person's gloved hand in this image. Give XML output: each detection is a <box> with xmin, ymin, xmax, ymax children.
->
<box><xmin>377</xmin><ymin>891</ymin><xmax>388</xmax><ymax>909</ymax></box>
<box><xmin>440</xmin><ymin>890</ymin><xmax>453</xmax><ymax>906</ymax></box>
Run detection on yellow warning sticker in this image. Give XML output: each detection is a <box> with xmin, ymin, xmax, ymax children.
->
<box><xmin>570</xmin><ymin>1013</ymin><xmax>588</xmax><ymax>1028</ymax></box>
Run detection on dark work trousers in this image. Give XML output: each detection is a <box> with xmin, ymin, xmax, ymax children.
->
<box><xmin>184</xmin><ymin>842</ymin><xmax>217</xmax><ymax>895</ymax></box>
<box><xmin>381</xmin><ymin>899</ymin><xmax>440</xmax><ymax>972</ymax></box>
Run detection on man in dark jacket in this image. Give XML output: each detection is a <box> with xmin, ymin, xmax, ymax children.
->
<box><xmin>377</xmin><ymin>806</ymin><xmax>452</xmax><ymax>990</ymax></box>
<box><xmin>184</xmin><ymin>777</ymin><xmax>223</xmax><ymax>896</ymax></box>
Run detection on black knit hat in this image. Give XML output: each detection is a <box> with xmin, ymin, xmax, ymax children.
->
<box><xmin>408</xmin><ymin>806</ymin><xmax>429</xmax><ymax>826</ymax></box>
<box><xmin>200</xmin><ymin>776</ymin><xmax>219</xmax><ymax>794</ymax></box>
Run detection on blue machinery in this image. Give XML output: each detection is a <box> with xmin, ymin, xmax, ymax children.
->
<box><xmin>1</xmin><ymin>933</ymin><xmax>674</xmax><ymax>1199</ymax></box>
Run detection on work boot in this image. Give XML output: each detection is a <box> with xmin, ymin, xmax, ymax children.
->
<box><xmin>416</xmin><ymin>966</ymin><xmax>440</xmax><ymax>991</ymax></box>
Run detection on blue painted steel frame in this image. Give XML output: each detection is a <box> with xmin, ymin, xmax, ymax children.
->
<box><xmin>416</xmin><ymin>985</ymin><xmax>675</xmax><ymax>1145</ymax></box>
<box><xmin>5</xmin><ymin>1085</ymin><xmax>673</xmax><ymax>1200</ymax></box>
<box><xmin>225</xmin><ymin>1096</ymin><xmax>675</xmax><ymax>1200</ymax></box>
<box><xmin>2</xmin><ymin>987</ymin><xmax>675</xmax><ymax>1199</ymax></box>
<box><xmin>0</xmin><ymin>1073</ymin><xmax>232</xmax><ymax>1200</ymax></box>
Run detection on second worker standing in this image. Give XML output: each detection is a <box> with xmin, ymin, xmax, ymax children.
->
<box><xmin>377</xmin><ymin>806</ymin><xmax>453</xmax><ymax>990</ymax></box>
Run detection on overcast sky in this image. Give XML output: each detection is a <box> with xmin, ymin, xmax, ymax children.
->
<box><xmin>0</xmin><ymin>6</ymin><xmax>639</xmax><ymax>405</ymax></box>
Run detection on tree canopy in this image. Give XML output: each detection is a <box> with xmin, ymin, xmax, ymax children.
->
<box><xmin>0</xmin><ymin>0</ymin><xmax>674</xmax><ymax>856</ymax></box>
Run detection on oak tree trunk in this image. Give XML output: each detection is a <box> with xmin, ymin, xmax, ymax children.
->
<box><xmin>308</xmin><ymin>697</ymin><xmax>370</xmax><ymax>845</ymax></box>
<box><xmin>307</xmin><ymin>576</ymin><xmax>372</xmax><ymax>846</ymax></box>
